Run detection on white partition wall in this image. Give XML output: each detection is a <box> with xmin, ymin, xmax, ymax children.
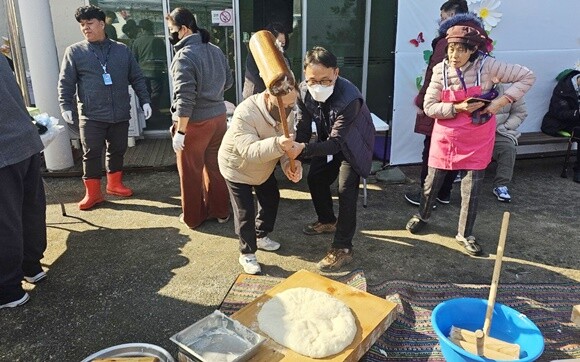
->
<box><xmin>390</xmin><ymin>0</ymin><xmax>580</xmax><ymax>165</ymax></box>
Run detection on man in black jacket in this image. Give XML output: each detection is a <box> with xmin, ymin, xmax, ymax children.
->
<box><xmin>288</xmin><ymin>47</ymin><xmax>375</xmax><ymax>271</ymax></box>
<box><xmin>541</xmin><ymin>69</ymin><xmax>580</xmax><ymax>182</ymax></box>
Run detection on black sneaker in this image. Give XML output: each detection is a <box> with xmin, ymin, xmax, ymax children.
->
<box><xmin>405</xmin><ymin>192</ymin><xmax>436</xmax><ymax>209</ymax></box>
<box><xmin>436</xmin><ymin>195</ymin><xmax>450</xmax><ymax>204</ymax></box>
<box><xmin>406</xmin><ymin>215</ymin><xmax>426</xmax><ymax>234</ymax></box>
<box><xmin>0</xmin><ymin>290</ymin><xmax>30</xmax><ymax>309</ymax></box>
<box><xmin>404</xmin><ymin>192</ymin><xmax>421</xmax><ymax>206</ymax></box>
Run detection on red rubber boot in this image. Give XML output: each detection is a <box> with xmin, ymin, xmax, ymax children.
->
<box><xmin>106</xmin><ymin>171</ymin><xmax>133</xmax><ymax>197</ymax></box>
<box><xmin>78</xmin><ymin>179</ymin><xmax>105</xmax><ymax>210</ymax></box>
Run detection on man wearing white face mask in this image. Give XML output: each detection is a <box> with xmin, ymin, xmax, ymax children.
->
<box><xmin>288</xmin><ymin>47</ymin><xmax>375</xmax><ymax>271</ymax></box>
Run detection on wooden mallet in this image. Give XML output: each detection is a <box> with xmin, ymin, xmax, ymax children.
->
<box><xmin>248</xmin><ymin>30</ymin><xmax>296</xmax><ymax>172</ymax></box>
<box><xmin>449</xmin><ymin>212</ymin><xmax>521</xmax><ymax>360</ymax></box>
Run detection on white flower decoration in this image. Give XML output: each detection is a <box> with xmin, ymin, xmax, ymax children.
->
<box><xmin>466</xmin><ymin>0</ymin><xmax>479</xmax><ymax>5</ymax></box>
<box><xmin>471</xmin><ymin>0</ymin><xmax>502</xmax><ymax>32</ymax></box>
<box><xmin>575</xmin><ymin>60</ymin><xmax>580</xmax><ymax>71</ymax></box>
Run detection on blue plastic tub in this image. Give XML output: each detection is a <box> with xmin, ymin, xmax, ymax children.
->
<box><xmin>431</xmin><ymin>298</ymin><xmax>544</xmax><ymax>361</ymax></box>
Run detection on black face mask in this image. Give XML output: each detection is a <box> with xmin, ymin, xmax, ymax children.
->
<box><xmin>168</xmin><ymin>31</ymin><xmax>180</xmax><ymax>45</ymax></box>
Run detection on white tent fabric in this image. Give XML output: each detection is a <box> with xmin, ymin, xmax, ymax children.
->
<box><xmin>390</xmin><ymin>0</ymin><xmax>580</xmax><ymax>165</ymax></box>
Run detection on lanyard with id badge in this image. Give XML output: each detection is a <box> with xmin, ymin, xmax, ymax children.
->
<box><xmin>90</xmin><ymin>43</ymin><xmax>112</xmax><ymax>85</ymax></box>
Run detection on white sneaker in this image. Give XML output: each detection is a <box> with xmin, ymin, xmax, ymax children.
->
<box><xmin>256</xmin><ymin>236</ymin><xmax>280</xmax><ymax>251</ymax></box>
<box><xmin>238</xmin><ymin>254</ymin><xmax>261</xmax><ymax>274</ymax></box>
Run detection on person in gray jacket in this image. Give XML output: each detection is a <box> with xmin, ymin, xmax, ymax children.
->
<box><xmin>167</xmin><ymin>8</ymin><xmax>233</xmax><ymax>229</ymax></box>
<box><xmin>491</xmin><ymin>83</ymin><xmax>527</xmax><ymax>203</ymax></box>
<box><xmin>58</xmin><ymin>5</ymin><xmax>152</xmax><ymax>211</ymax></box>
<box><xmin>0</xmin><ymin>55</ymin><xmax>47</xmax><ymax>309</ymax></box>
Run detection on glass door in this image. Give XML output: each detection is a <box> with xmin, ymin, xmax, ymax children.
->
<box><xmin>168</xmin><ymin>0</ymin><xmax>236</xmax><ymax>104</ymax></box>
<box><xmin>89</xmin><ymin>0</ymin><xmax>236</xmax><ymax>132</ymax></box>
<box><xmin>89</xmin><ymin>0</ymin><xmax>172</xmax><ymax>132</ymax></box>
<box><xmin>238</xmin><ymin>0</ymin><xmax>301</xmax><ymax>98</ymax></box>
<box><xmin>305</xmin><ymin>0</ymin><xmax>367</xmax><ymax>90</ymax></box>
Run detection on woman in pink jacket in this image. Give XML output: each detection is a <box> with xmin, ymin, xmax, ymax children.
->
<box><xmin>405</xmin><ymin>25</ymin><xmax>535</xmax><ymax>256</ymax></box>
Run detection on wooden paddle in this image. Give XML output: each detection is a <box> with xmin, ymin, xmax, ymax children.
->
<box><xmin>449</xmin><ymin>212</ymin><xmax>521</xmax><ymax>360</ymax></box>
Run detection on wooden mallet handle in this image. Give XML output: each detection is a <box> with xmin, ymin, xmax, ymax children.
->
<box><xmin>276</xmin><ymin>95</ymin><xmax>295</xmax><ymax>172</ymax></box>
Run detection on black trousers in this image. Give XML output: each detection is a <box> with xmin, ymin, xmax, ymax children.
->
<box><xmin>0</xmin><ymin>153</ymin><xmax>46</xmax><ymax>297</ymax></box>
<box><xmin>307</xmin><ymin>153</ymin><xmax>360</xmax><ymax>249</ymax></box>
<box><xmin>421</xmin><ymin>135</ymin><xmax>458</xmax><ymax>199</ymax></box>
<box><xmin>80</xmin><ymin>120</ymin><xmax>129</xmax><ymax>179</ymax></box>
<box><xmin>226</xmin><ymin>172</ymin><xmax>279</xmax><ymax>254</ymax></box>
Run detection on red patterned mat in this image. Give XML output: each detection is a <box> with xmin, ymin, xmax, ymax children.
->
<box><xmin>219</xmin><ymin>272</ymin><xmax>579</xmax><ymax>361</ymax></box>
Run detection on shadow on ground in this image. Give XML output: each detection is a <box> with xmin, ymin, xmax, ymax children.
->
<box><xmin>1</xmin><ymin>157</ymin><xmax>578</xmax><ymax>361</ymax></box>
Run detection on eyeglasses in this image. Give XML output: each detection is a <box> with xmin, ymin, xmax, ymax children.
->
<box><xmin>306</xmin><ymin>78</ymin><xmax>334</xmax><ymax>87</ymax></box>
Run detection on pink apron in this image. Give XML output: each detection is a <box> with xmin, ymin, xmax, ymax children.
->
<box><xmin>428</xmin><ymin>62</ymin><xmax>495</xmax><ymax>170</ymax></box>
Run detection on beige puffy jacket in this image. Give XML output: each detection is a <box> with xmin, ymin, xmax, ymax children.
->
<box><xmin>424</xmin><ymin>55</ymin><xmax>535</xmax><ymax>120</ymax></box>
<box><xmin>218</xmin><ymin>92</ymin><xmax>292</xmax><ymax>185</ymax></box>
<box><xmin>494</xmin><ymin>83</ymin><xmax>527</xmax><ymax>145</ymax></box>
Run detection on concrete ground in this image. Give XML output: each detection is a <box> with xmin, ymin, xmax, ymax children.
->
<box><xmin>1</xmin><ymin>156</ymin><xmax>578</xmax><ymax>361</ymax></box>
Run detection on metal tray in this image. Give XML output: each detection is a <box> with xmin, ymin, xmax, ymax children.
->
<box><xmin>80</xmin><ymin>342</ymin><xmax>175</xmax><ymax>362</ymax></box>
<box><xmin>170</xmin><ymin>310</ymin><xmax>266</xmax><ymax>362</ymax></box>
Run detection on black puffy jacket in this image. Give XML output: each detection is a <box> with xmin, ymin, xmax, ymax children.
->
<box><xmin>541</xmin><ymin>70</ymin><xmax>580</xmax><ymax>136</ymax></box>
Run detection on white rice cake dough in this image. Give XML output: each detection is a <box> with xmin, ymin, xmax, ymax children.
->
<box><xmin>257</xmin><ymin>287</ymin><xmax>357</xmax><ymax>358</ymax></box>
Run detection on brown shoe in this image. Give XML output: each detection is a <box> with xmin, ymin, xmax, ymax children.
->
<box><xmin>316</xmin><ymin>248</ymin><xmax>353</xmax><ymax>271</ymax></box>
<box><xmin>303</xmin><ymin>221</ymin><xmax>337</xmax><ymax>235</ymax></box>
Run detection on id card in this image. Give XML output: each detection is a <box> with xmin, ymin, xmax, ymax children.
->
<box><xmin>102</xmin><ymin>73</ymin><xmax>113</xmax><ymax>85</ymax></box>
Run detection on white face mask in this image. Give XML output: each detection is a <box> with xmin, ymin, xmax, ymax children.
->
<box><xmin>307</xmin><ymin>84</ymin><xmax>334</xmax><ymax>103</ymax></box>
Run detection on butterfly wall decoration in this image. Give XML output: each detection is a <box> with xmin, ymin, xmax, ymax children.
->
<box><xmin>409</xmin><ymin>32</ymin><xmax>425</xmax><ymax>47</ymax></box>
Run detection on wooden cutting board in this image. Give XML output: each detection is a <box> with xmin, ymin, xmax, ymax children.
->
<box><xmin>230</xmin><ymin>269</ymin><xmax>398</xmax><ymax>361</ymax></box>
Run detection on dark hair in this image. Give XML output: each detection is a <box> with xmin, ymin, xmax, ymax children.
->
<box><xmin>122</xmin><ymin>20</ymin><xmax>139</xmax><ymax>39</ymax></box>
<box><xmin>303</xmin><ymin>46</ymin><xmax>337</xmax><ymax>70</ymax></box>
<box><xmin>166</xmin><ymin>8</ymin><xmax>210</xmax><ymax>44</ymax></box>
<box><xmin>265</xmin><ymin>22</ymin><xmax>289</xmax><ymax>51</ymax></box>
<box><xmin>105</xmin><ymin>11</ymin><xmax>116</xmax><ymax>20</ymax></box>
<box><xmin>139</xmin><ymin>19</ymin><xmax>154</xmax><ymax>33</ymax></box>
<box><xmin>75</xmin><ymin>5</ymin><xmax>106</xmax><ymax>23</ymax></box>
<box><xmin>440</xmin><ymin>0</ymin><xmax>469</xmax><ymax>14</ymax></box>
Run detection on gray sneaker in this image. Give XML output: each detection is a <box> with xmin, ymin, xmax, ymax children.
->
<box><xmin>256</xmin><ymin>236</ymin><xmax>280</xmax><ymax>251</ymax></box>
<box><xmin>24</xmin><ymin>271</ymin><xmax>47</xmax><ymax>284</ymax></box>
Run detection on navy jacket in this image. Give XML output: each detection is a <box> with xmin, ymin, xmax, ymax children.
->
<box><xmin>296</xmin><ymin>77</ymin><xmax>375</xmax><ymax>177</ymax></box>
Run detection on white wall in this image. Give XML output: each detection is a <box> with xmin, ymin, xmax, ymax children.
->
<box><xmin>390</xmin><ymin>0</ymin><xmax>580</xmax><ymax>165</ymax></box>
<box><xmin>49</xmin><ymin>0</ymin><xmax>85</xmax><ymax>62</ymax></box>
